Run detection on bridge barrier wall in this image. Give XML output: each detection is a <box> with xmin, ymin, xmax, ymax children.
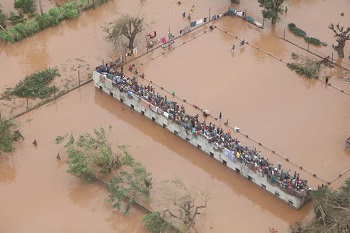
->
<box><xmin>93</xmin><ymin>71</ymin><xmax>309</xmax><ymax>209</ymax></box>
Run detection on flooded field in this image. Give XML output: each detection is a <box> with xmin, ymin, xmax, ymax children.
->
<box><xmin>0</xmin><ymin>0</ymin><xmax>350</xmax><ymax>232</ymax></box>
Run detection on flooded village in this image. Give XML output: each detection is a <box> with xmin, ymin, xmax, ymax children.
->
<box><xmin>0</xmin><ymin>0</ymin><xmax>350</xmax><ymax>232</ymax></box>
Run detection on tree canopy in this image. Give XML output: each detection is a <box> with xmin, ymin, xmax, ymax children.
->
<box><xmin>2</xmin><ymin>68</ymin><xmax>59</xmax><ymax>100</ymax></box>
<box><xmin>258</xmin><ymin>0</ymin><xmax>286</xmax><ymax>24</ymax></box>
<box><xmin>56</xmin><ymin>127</ymin><xmax>153</xmax><ymax>214</ymax></box>
<box><xmin>105</xmin><ymin>14</ymin><xmax>144</xmax><ymax>50</ymax></box>
<box><xmin>290</xmin><ymin>179</ymin><xmax>350</xmax><ymax>233</ymax></box>
<box><xmin>143</xmin><ymin>178</ymin><xmax>211</xmax><ymax>232</ymax></box>
<box><xmin>329</xmin><ymin>23</ymin><xmax>350</xmax><ymax>58</ymax></box>
<box><xmin>0</xmin><ymin>119</ymin><xmax>23</xmax><ymax>154</ymax></box>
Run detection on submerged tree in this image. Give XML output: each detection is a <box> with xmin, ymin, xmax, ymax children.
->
<box><xmin>329</xmin><ymin>23</ymin><xmax>350</xmax><ymax>58</ymax></box>
<box><xmin>0</xmin><ymin>119</ymin><xmax>23</xmax><ymax>154</ymax></box>
<box><xmin>56</xmin><ymin>128</ymin><xmax>121</xmax><ymax>183</ymax></box>
<box><xmin>104</xmin><ymin>14</ymin><xmax>144</xmax><ymax>50</ymax></box>
<box><xmin>108</xmin><ymin>154</ymin><xmax>153</xmax><ymax>214</ymax></box>
<box><xmin>143</xmin><ymin>178</ymin><xmax>211</xmax><ymax>232</ymax></box>
<box><xmin>258</xmin><ymin>0</ymin><xmax>286</xmax><ymax>24</ymax></box>
<box><xmin>56</xmin><ymin>127</ymin><xmax>153</xmax><ymax>213</ymax></box>
<box><xmin>290</xmin><ymin>179</ymin><xmax>350</xmax><ymax>233</ymax></box>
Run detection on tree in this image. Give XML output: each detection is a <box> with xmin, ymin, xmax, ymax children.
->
<box><xmin>0</xmin><ymin>119</ymin><xmax>23</xmax><ymax>154</ymax></box>
<box><xmin>14</xmin><ymin>0</ymin><xmax>37</xmax><ymax>14</ymax></box>
<box><xmin>329</xmin><ymin>23</ymin><xmax>350</xmax><ymax>58</ymax></box>
<box><xmin>56</xmin><ymin>128</ymin><xmax>121</xmax><ymax>183</ymax></box>
<box><xmin>56</xmin><ymin>127</ymin><xmax>153</xmax><ymax>214</ymax></box>
<box><xmin>108</xmin><ymin>154</ymin><xmax>153</xmax><ymax>214</ymax></box>
<box><xmin>143</xmin><ymin>178</ymin><xmax>211</xmax><ymax>232</ymax></box>
<box><xmin>105</xmin><ymin>14</ymin><xmax>144</xmax><ymax>50</ymax></box>
<box><xmin>258</xmin><ymin>0</ymin><xmax>286</xmax><ymax>24</ymax></box>
<box><xmin>0</xmin><ymin>4</ymin><xmax>7</xmax><ymax>29</ymax></box>
<box><xmin>290</xmin><ymin>179</ymin><xmax>350</xmax><ymax>233</ymax></box>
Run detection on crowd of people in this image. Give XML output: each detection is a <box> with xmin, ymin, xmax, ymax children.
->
<box><xmin>95</xmin><ymin>64</ymin><xmax>310</xmax><ymax>197</ymax></box>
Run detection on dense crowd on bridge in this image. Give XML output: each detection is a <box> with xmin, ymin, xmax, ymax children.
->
<box><xmin>95</xmin><ymin>64</ymin><xmax>310</xmax><ymax>196</ymax></box>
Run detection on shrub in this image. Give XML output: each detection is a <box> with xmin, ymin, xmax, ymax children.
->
<box><xmin>287</xmin><ymin>60</ymin><xmax>319</xmax><ymax>79</ymax></box>
<box><xmin>48</xmin><ymin>7</ymin><xmax>64</xmax><ymax>22</ymax></box>
<box><xmin>0</xmin><ymin>119</ymin><xmax>23</xmax><ymax>154</ymax></box>
<box><xmin>62</xmin><ymin>1</ymin><xmax>79</xmax><ymax>19</ymax></box>
<box><xmin>0</xmin><ymin>30</ymin><xmax>14</xmax><ymax>43</ymax></box>
<box><xmin>14</xmin><ymin>0</ymin><xmax>36</xmax><ymax>14</ymax></box>
<box><xmin>8</xmin><ymin>12</ymin><xmax>26</xmax><ymax>25</ymax></box>
<box><xmin>0</xmin><ymin>8</ymin><xmax>6</xmax><ymax>28</ymax></box>
<box><xmin>288</xmin><ymin>23</ymin><xmax>296</xmax><ymax>30</ymax></box>
<box><xmin>304</xmin><ymin>36</ymin><xmax>321</xmax><ymax>46</ymax></box>
<box><xmin>292</xmin><ymin>27</ymin><xmax>306</xmax><ymax>37</ymax></box>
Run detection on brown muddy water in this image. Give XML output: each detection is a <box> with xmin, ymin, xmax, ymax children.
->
<box><xmin>0</xmin><ymin>0</ymin><xmax>350</xmax><ymax>232</ymax></box>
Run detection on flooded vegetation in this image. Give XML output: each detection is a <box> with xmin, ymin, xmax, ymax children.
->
<box><xmin>0</xmin><ymin>0</ymin><xmax>350</xmax><ymax>232</ymax></box>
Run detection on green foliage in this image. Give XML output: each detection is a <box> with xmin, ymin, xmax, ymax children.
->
<box><xmin>55</xmin><ymin>134</ymin><xmax>68</xmax><ymax>144</ymax></box>
<box><xmin>291</xmin><ymin>179</ymin><xmax>350</xmax><ymax>233</ymax></box>
<box><xmin>0</xmin><ymin>6</ymin><xmax>6</xmax><ymax>28</ymax></box>
<box><xmin>258</xmin><ymin>0</ymin><xmax>285</xmax><ymax>24</ymax></box>
<box><xmin>0</xmin><ymin>0</ymin><xmax>110</xmax><ymax>44</ymax></box>
<box><xmin>0</xmin><ymin>1</ymin><xmax>80</xmax><ymax>43</ymax></box>
<box><xmin>143</xmin><ymin>212</ymin><xmax>175</xmax><ymax>233</ymax></box>
<box><xmin>304</xmin><ymin>36</ymin><xmax>321</xmax><ymax>46</ymax></box>
<box><xmin>288</xmin><ymin>23</ymin><xmax>322</xmax><ymax>46</ymax></box>
<box><xmin>0</xmin><ymin>119</ymin><xmax>23</xmax><ymax>154</ymax></box>
<box><xmin>287</xmin><ymin>62</ymin><xmax>318</xmax><ymax>79</ymax></box>
<box><xmin>14</xmin><ymin>0</ymin><xmax>36</xmax><ymax>14</ymax></box>
<box><xmin>61</xmin><ymin>1</ymin><xmax>79</xmax><ymax>19</ymax></box>
<box><xmin>58</xmin><ymin>127</ymin><xmax>153</xmax><ymax>213</ymax></box>
<box><xmin>59</xmin><ymin>128</ymin><xmax>121</xmax><ymax>183</ymax></box>
<box><xmin>2</xmin><ymin>68</ymin><xmax>59</xmax><ymax>99</ymax></box>
<box><xmin>288</xmin><ymin>23</ymin><xmax>306</xmax><ymax>37</ymax></box>
<box><xmin>0</xmin><ymin>30</ymin><xmax>13</xmax><ymax>43</ymax></box>
<box><xmin>35</xmin><ymin>14</ymin><xmax>56</xmax><ymax>29</ymax></box>
<box><xmin>8</xmin><ymin>12</ymin><xmax>26</xmax><ymax>25</ymax></box>
<box><xmin>108</xmin><ymin>154</ymin><xmax>152</xmax><ymax>214</ymax></box>
<box><xmin>79</xmin><ymin>0</ymin><xmax>109</xmax><ymax>11</ymax></box>
<box><xmin>288</xmin><ymin>23</ymin><xmax>296</xmax><ymax>30</ymax></box>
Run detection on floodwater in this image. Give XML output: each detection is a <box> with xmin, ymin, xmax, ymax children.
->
<box><xmin>0</xmin><ymin>0</ymin><xmax>350</xmax><ymax>232</ymax></box>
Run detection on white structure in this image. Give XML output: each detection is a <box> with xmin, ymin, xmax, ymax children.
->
<box><xmin>93</xmin><ymin>71</ymin><xmax>310</xmax><ymax>209</ymax></box>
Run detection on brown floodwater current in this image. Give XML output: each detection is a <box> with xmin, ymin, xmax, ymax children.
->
<box><xmin>1</xmin><ymin>0</ymin><xmax>350</xmax><ymax>232</ymax></box>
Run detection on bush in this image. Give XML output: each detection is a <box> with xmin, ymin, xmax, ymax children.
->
<box><xmin>292</xmin><ymin>27</ymin><xmax>306</xmax><ymax>37</ymax></box>
<box><xmin>62</xmin><ymin>1</ymin><xmax>79</xmax><ymax>19</ymax></box>
<box><xmin>304</xmin><ymin>36</ymin><xmax>321</xmax><ymax>46</ymax></box>
<box><xmin>0</xmin><ymin>119</ymin><xmax>23</xmax><ymax>154</ymax></box>
<box><xmin>142</xmin><ymin>212</ymin><xmax>174</xmax><ymax>233</ymax></box>
<box><xmin>0</xmin><ymin>9</ymin><xmax>6</xmax><ymax>28</ymax></box>
<box><xmin>48</xmin><ymin>7</ymin><xmax>64</xmax><ymax>22</ymax></box>
<box><xmin>288</xmin><ymin>23</ymin><xmax>296</xmax><ymax>30</ymax></box>
<box><xmin>8</xmin><ymin>12</ymin><xmax>26</xmax><ymax>25</ymax></box>
<box><xmin>14</xmin><ymin>0</ymin><xmax>36</xmax><ymax>14</ymax></box>
<box><xmin>0</xmin><ymin>30</ymin><xmax>14</xmax><ymax>43</ymax></box>
<box><xmin>0</xmin><ymin>0</ymin><xmax>111</xmax><ymax>44</ymax></box>
<box><xmin>287</xmin><ymin>60</ymin><xmax>319</xmax><ymax>79</ymax></box>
